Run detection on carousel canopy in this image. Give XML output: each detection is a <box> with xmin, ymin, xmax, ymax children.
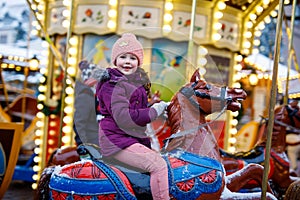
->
<box><xmin>279</xmin><ymin>77</ymin><xmax>300</xmax><ymax>97</ymax></box>
<box><xmin>245</xmin><ymin>53</ymin><xmax>299</xmax><ymax>78</ymax></box>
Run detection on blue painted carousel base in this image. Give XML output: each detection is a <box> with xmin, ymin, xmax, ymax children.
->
<box><xmin>12</xmin><ymin>153</ymin><xmax>36</xmax><ymax>182</ymax></box>
<box><xmin>12</xmin><ymin>165</ymin><xmax>36</xmax><ymax>182</ymax></box>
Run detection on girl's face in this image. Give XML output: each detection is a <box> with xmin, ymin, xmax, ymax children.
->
<box><xmin>115</xmin><ymin>53</ymin><xmax>138</xmax><ymax>75</ymax></box>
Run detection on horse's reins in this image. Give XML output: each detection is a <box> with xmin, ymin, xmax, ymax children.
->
<box><xmin>260</xmin><ymin>107</ymin><xmax>300</xmax><ymax>134</ymax></box>
<box><xmin>275</xmin><ymin>120</ymin><xmax>300</xmax><ymax>134</ymax></box>
<box><xmin>162</xmin><ymin>82</ymin><xmax>234</xmax><ymax>150</ymax></box>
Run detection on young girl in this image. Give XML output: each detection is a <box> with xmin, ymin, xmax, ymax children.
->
<box><xmin>95</xmin><ymin>33</ymin><xmax>169</xmax><ymax>200</ymax></box>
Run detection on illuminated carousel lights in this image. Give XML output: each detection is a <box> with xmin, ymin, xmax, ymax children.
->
<box><xmin>47</xmin><ymin>115</ymin><xmax>59</xmax><ymax>155</ymax></box>
<box><xmin>212</xmin><ymin>1</ymin><xmax>226</xmax><ymax>41</ymax></box>
<box><xmin>62</xmin><ymin>0</ymin><xmax>71</xmax><ymax>28</ymax></box>
<box><xmin>282</xmin><ymin>89</ymin><xmax>300</xmax><ymax>99</ymax></box>
<box><xmin>241</xmin><ymin>0</ymin><xmax>277</xmax><ymax>56</ymax></box>
<box><xmin>32</xmin><ymin>112</ymin><xmax>45</xmax><ymax>190</ymax></box>
<box><xmin>0</xmin><ymin>57</ymin><xmax>41</xmax><ymax>92</ymax></box>
<box><xmin>289</xmin><ymin>93</ymin><xmax>300</xmax><ymax>98</ymax></box>
<box><xmin>228</xmin><ymin>118</ymin><xmax>239</xmax><ymax>153</ymax></box>
<box><xmin>278</xmin><ymin>73</ymin><xmax>300</xmax><ymax>98</ymax></box>
<box><xmin>61</xmin><ymin>35</ymin><xmax>79</xmax><ymax>147</ymax></box>
<box><xmin>107</xmin><ymin>0</ymin><xmax>118</xmax><ymax>30</ymax></box>
<box><xmin>29</xmin><ymin>0</ymin><xmax>46</xmax><ymax>37</ymax></box>
<box><xmin>63</xmin><ymin>0</ymin><xmax>71</xmax><ymax>7</ymax></box>
<box><xmin>163</xmin><ymin>0</ymin><xmax>173</xmax><ymax>35</ymax></box>
<box><xmin>31</xmin><ymin>16</ymin><xmax>41</xmax><ymax>37</ymax></box>
<box><xmin>249</xmin><ymin>1</ymin><xmax>292</xmax><ymax>57</ymax></box>
<box><xmin>277</xmin><ymin>81</ymin><xmax>284</xmax><ymax>94</ymax></box>
<box><xmin>53</xmin><ymin>0</ymin><xmax>78</xmax><ymax>147</ymax></box>
<box><xmin>197</xmin><ymin>46</ymin><xmax>208</xmax><ymax>78</ymax></box>
<box><xmin>232</xmin><ymin>54</ymin><xmax>243</xmax><ymax>88</ymax></box>
<box><xmin>228</xmin><ymin>128</ymin><xmax>238</xmax><ymax>153</ymax></box>
<box><xmin>228</xmin><ymin>53</ymin><xmax>243</xmax><ymax>153</ymax></box>
<box><xmin>243</xmin><ymin>58</ymin><xmax>273</xmax><ymax>81</ymax></box>
<box><xmin>33</xmin><ymin>39</ymin><xmax>50</xmax><ymax>189</ymax></box>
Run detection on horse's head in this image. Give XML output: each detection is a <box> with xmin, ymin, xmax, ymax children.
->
<box><xmin>283</xmin><ymin>101</ymin><xmax>300</xmax><ymax>132</ymax></box>
<box><xmin>272</xmin><ymin>101</ymin><xmax>300</xmax><ymax>132</ymax></box>
<box><xmin>180</xmin><ymin>68</ymin><xmax>247</xmax><ymax>114</ymax></box>
<box><xmin>257</xmin><ymin>101</ymin><xmax>300</xmax><ymax>152</ymax></box>
<box><xmin>164</xmin><ymin>69</ymin><xmax>246</xmax><ymax>158</ymax></box>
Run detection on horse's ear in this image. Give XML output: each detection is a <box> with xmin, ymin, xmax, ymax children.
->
<box><xmin>190</xmin><ymin>68</ymin><xmax>201</xmax><ymax>83</ymax></box>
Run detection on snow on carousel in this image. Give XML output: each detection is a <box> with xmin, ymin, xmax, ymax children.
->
<box><xmin>13</xmin><ymin>0</ymin><xmax>300</xmax><ymax>199</ymax></box>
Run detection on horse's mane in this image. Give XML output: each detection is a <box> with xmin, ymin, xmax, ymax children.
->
<box><xmin>166</xmin><ymin>81</ymin><xmax>206</xmax><ymax>135</ymax></box>
<box><xmin>167</xmin><ymin>94</ymin><xmax>182</xmax><ymax>134</ymax></box>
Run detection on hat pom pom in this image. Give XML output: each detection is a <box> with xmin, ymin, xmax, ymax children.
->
<box><xmin>121</xmin><ymin>33</ymin><xmax>137</xmax><ymax>40</ymax></box>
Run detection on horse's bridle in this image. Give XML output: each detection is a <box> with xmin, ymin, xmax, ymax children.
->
<box><xmin>285</xmin><ymin>105</ymin><xmax>300</xmax><ymax>127</ymax></box>
<box><xmin>262</xmin><ymin>105</ymin><xmax>300</xmax><ymax>134</ymax></box>
<box><xmin>284</xmin><ymin>105</ymin><xmax>300</xmax><ymax>134</ymax></box>
<box><xmin>179</xmin><ymin>81</ymin><xmax>228</xmax><ymax>114</ymax></box>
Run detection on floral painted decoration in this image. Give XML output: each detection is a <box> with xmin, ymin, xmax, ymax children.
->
<box><xmin>126</xmin><ymin>10</ymin><xmax>152</xmax><ymax>26</ymax></box>
<box><xmin>81</xmin><ymin>8</ymin><xmax>104</xmax><ymax>24</ymax></box>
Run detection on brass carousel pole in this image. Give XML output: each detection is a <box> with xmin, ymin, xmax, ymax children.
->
<box><xmin>261</xmin><ymin>0</ymin><xmax>284</xmax><ymax>199</ymax></box>
<box><xmin>284</xmin><ymin>0</ymin><xmax>297</xmax><ymax>105</ymax></box>
<box><xmin>186</xmin><ymin>0</ymin><xmax>197</xmax><ymax>79</ymax></box>
<box><xmin>58</xmin><ymin>0</ymin><xmax>75</xmax><ymax>147</ymax></box>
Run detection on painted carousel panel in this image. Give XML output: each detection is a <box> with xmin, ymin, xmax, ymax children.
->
<box><xmin>74</xmin><ymin>4</ymin><xmax>111</xmax><ymax>35</ymax></box>
<box><xmin>0</xmin><ymin>122</ymin><xmax>23</xmax><ymax>199</ymax></box>
<box><xmin>48</xmin><ymin>4</ymin><xmax>67</xmax><ymax>35</ymax></box>
<box><xmin>168</xmin><ymin>11</ymin><xmax>208</xmax><ymax>42</ymax></box>
<box><xmin>118</xmin><ymin>5</ymin><xmax>163</xmax><ymax>38</ymax></box>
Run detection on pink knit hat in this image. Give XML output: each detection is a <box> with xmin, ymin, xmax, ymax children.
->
<box><xmin>111</xmin><ymin>33</ymin><xmax>144</xmax><ymax>66</ymax></box>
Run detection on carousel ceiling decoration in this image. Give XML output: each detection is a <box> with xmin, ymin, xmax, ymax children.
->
<box><xmin>35</xmin><ymin>0</ymin><xmax>287</xmax><ymax>54</ymax></box>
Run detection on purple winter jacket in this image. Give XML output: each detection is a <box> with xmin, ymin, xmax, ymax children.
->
<box><xmin>96</xmin><ymin>68</ymin><xmax>158</xmax><ymax>156</ymax></box>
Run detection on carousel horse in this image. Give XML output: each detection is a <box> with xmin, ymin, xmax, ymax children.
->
<box><xmin>220</xmin><ymin>101</ymin><xmax>300</xmax><ymax>198</ymax></box>
<box><xmin>36</xmin><ymin>69</ymin><xmax>277</xmax><ymax>200</ymax></box>
<box><xmin>284</xmin><ymin>179</ymin><xmax>300</xmax><ymax>200</ymax></box>
<box><xmin>285</xmin><ymin>101</ymin><xmax>300</xmax><ymax>173</ymax></box>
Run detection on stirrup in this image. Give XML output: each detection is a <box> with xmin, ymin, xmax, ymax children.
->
<box><xmin>77</xmin><ymin>143</ymin><xmax>102</xmax><ymax>160</ymax></box>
